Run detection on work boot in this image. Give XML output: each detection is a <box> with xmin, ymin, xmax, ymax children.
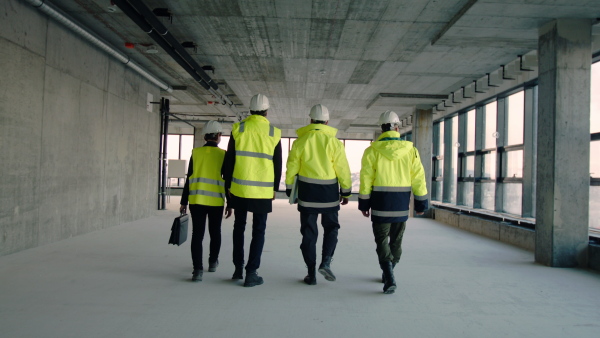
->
<box><xmin>231</xmin><ymin>266</ymin><xmax>243</xmax><ymax>280</ymax></box>
<box><xmin>381</xmin><ymin>262</ymin><xmax>396</xmax><ymax>284</ymax></box>
<box><xmin>208</xmin><ymin>260</ymin><xmax>219</xmax><ymax>272</ymax></box>
<box><xmin>192</xmin><ymin>269</ymin><xmax>203</xmax><ymax>282</ymax></box>
<box><xmin>303</xmin><ymin>265</ymin><xmax>317</xmax><ymax>285</ymax></box>
<box><xmin>243</xmin><ymin>271</ymin><xmax>264</xmax><ymax>287</ymax></box>
<box><xmin>380</xmin><ymin>261</ymin><xmax>396</xmax><ymax>294</ymax></box>
<box><xmin>318</xmin><ymin>256</ymin><xmax>336</xmax><ymax>282</ymax></box>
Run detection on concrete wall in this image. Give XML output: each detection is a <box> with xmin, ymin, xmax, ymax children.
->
<box><xmin>0</xmin><ymin>0</ymin><xmax>161</xmax><ymax>256</ymax></box>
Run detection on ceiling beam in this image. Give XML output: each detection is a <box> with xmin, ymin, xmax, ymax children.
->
<box><xmin>431</xmin><ymin>0</ymin><xmax>479</xmax><ymax>46</ymax></box>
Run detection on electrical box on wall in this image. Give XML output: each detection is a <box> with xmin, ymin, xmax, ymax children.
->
<box><xmin>147</xmin><ymin>93</ymin><xmax>154</xmax><ymax>112</ymax></box>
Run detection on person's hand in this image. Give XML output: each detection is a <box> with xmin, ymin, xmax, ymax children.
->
<box><xmin>224</xmin><ymin>207</ymin><xmax>233</xmax><ymax>219</ymax></box>
<box><xmin>286</xmin><ymin>189</ymin><xmax>291</xmax><ymax>197</ymax></box>
<box><xmin>273</xmin><ymin>192</ymin><xmax>276</xmax><ymax>200</ymax></box>
<box><xmin>416</xmin><ymin>211</ymin><xmax>424</xmax><ymax>216</ymax></box>
<box><xmin>361</xmin><ymin>210</ymin><xmax>370</xmax><ymax>218</ymax></box>
<box><xmin>340</xmin><ymin>196</ymin><xmax>349</xmax><ymax>205</ymax></box>
<box><xmin>180</xmin><ymin>205</ymin><xmax>187</xmax><ymax>214</ymax></box>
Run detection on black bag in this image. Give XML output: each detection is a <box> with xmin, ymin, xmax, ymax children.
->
<box><xmin>168</xmin><ymin>214</ymin><xmax>189</xmax><ymax>246</ymax></box>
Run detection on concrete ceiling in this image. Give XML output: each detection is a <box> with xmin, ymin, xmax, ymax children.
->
<box><xmin>50</xmin><ymin>0</ymin><xmax>600</xmax><ymax>137</ymax></box>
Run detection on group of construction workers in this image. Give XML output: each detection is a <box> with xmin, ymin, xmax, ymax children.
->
<box><xmin>180</xmin><ymin>93</ymin><xmax>428</xmax><ymax>295</ymax></box>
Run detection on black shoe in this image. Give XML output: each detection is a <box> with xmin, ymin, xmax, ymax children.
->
<box><xmin>231</xmin><ymin>266</ymin><xmax>243</xmax><ymax>280</ymax></box>
<box><xmin>380</xmin><ymin>261</ymin><xmax>396</xmax><ymax>294</ymax></box>
<box><xmin>318</xmin><ymin>256</ymin><xmax>336</xmax><ymax>281</ymax></box>
<box><xmin>382</xmin><ymin>263</ymin><xmax>396</xmax><ymax>284</ymax></box>
<box><xmin>304</xmin><ymin>265</ymin><xmax>317</xmax><ymax>285</ymax></box>
<box><xmin>208</xmin><ymin>260</ymin><xmax>219</xmax><ymax>272</ymax></box>
<box><xmin>192</xmin><ymin>269</ymin><xmax>203</xmax><ymax>282</ymax></box>
<box><xmin>243</xmin><ymin>271</ymin><xmax>264</xmax><ymax>287</ymax></box>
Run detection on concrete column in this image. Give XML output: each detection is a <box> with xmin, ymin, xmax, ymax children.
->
<box><xmin>473</xmin><ymin>106</ymin><xmax>484</xmax><ymax>208</ymax></box>
<box><xmin>495</xmin><ymin>97</ymin><xmax>507</xmax><ymax>213</ymax></box>
<box><xmin>413</xmin><ymin>107</ymin><xmax>433</xmax><ymax>217</ymax></box>
<box><xmin>522</xmin><ymin>86</ymin><xmax>538</xmax><ymax>218</ymax></box>
<box><xmin>536</xmin><ymin>19</ymin><xmax>591</xmax><ymax>267</ymax></box>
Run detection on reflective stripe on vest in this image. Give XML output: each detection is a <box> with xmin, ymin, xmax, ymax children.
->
<box><xmin>372</xmin><ymin>186</ymin><xmax>411</xmax><ymax>192</ymax></box>
<box><xmin>298</xmin><ymin>199</ymin><xmax>340</xmax><ymax>208</ymax></box>
<box><xmin>190</xmin><ymin>190</ymin><xmax>226</xmax><ymax>199</ymax></box>
<box><xmin>371</xmin><ymin>210</ymin><xmax>410</xmax><ymax>217</ymax></box>
<box><xmin>298</xmin><ymin>175</ymin><xmax>337</xmax><ymax>185</ymax></box>
<box><xmin>237</xmin><ymin>150</ymin><xmax>273</xmax><ymax>160</ymax></box>
<box><xmin>359</xmin><ymin>194</ymin><xmax>370</xmax><ymax>200</ymax></box>
<box><xmin>414</xmin><ymin>194</ymin><xmax>428</xmax><ymax>201</ymax></box>
<box><xmin>190</xmin><ymin>177</ymin><xmax>225</xmax><ymax>187</ymax></box>
<box><xmin>232</xmin><ymin>177</ymin><xmax>273</xmax><ymax>188</ymax></box>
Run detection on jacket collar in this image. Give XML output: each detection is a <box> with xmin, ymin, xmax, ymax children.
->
<box><xmin>377</xmin><ymin>130</ymin><xmax>400</xmax><ymax>141</ymax></box>
<box><xmin>296</xmin><ymin>123</ymin><xmax>338</xmax><ymax>137</ymax></box>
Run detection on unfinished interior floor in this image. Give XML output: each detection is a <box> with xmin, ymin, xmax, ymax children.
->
<box><xmin>1</xmin><ymin>200</ymin><xmax>599</xmax><ymax>338</ymax></box>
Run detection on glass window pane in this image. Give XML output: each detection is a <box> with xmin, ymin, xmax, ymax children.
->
<box><xmin>591</xmin><ymin>141</ymin><xmax>600</xmax><ymax>178</ymax></box>
<box><xmin>180</xmin><ymin>135</ymin><xmax>194</xmax><ymax>161</ymax></box>
<box><xmin>467</xmin><ymin>109</ymin><xmax>476</xmax><ymax>151</ymax></box>
<box><xmin>167</xmin><ymin>135</ymin><xmax>180</xmax><ymax>160</ymax></box>
<box><xmin>218</xmin><ymin>136</ymin><xmax>230</xmax><ymax>151</ymax></box>
<box><xmin>485</xmin><ymin>102</ymin><xmax>497</xmax><ymax>149</ymax></box>
<box><xmin>590</xmin><ymin>186</ymin><xmax>600</xmax><ymax>230</ymax></box>
<box><xmin>507</xmin><ymin>91</ymin><xmax>524</xmax><ymax>146</ymax></box>
<box><xmin>503</xmin><ymin>183</ymin><xmax>522</xmax><ymax>215</ymax></box>
<box><xmin>345</xmin><ymin>140</ymin><xmax>372</xmax><ymax>192</ymax></box>
<box><xmin>466</xmin><ymin>156</ymin><xmax>475</xmax><ymax>178</ymax></box>
<box><xmin>591</xmin><ymin>62</ymin><xmax>600</xmax><ymax>134</ymax></box>
<box><xmin>460</xmin><ymin>182</ymin><xmax>474</xmax><ymax>207</ymax></box>
<box><xmin>481</xmin><ymin>183</ymin><xmax>495</xmax><ymax>210</ymax></box>
<box><xmin>483</xmin><ymin>152</ymin><xmax>496</xmax><ymax>179</ymax></box>
<box><xmin>279</xmin><ymin>138</ymin><xmax>290</xmax><ymax>191</ymax></box>
<box><xmin>504</xmin><ymin>150</ymin><xmax>523</xmax><ymax>178</ymax></box>
<box><xmin>432</xmin><ymin>181</ymin><xmax>443</xmax><ymax>201</ymax></box>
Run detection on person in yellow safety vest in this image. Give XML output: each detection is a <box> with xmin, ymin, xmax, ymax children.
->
<box><xmin>221</xmin><ymin>93</ymin><xmax>282</xmax><ymax>287</ymax></box>
<box><xmin>359</xmin><ymin>110</ymin><xmax>429</xmax><ymax>295</ymax></box>
<box><xmin>180</xmin><ymin>121</ymin><xmax>233</xmax><ymax>282</ymax></box>
<box><xmin>285</xmin><ymin>104</ymin><xmax>352</xmax><ymax>285</ymax></box>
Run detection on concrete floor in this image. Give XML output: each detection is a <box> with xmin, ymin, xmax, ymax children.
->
<box><xmin>1</xmin><ymin>200</ymin><xmax>599</xmax><ymax>338</ymax></box>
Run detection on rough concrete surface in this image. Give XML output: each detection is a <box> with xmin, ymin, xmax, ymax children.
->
<box><xmin>0</xmin><ymin>200</ymin><xmax>598</xmax><ymax>338</ymax></box>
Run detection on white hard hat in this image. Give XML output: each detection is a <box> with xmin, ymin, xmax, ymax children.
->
<box><xmin>378</xmin><ymin>110</ymin><xmax>400</xmax><ymax>126</ymax></box>
<box><xmin>249</xmin><ymin>93</ymin><xmax>269</xmax><ymax>111</ymax></box>
<box><xmin>202</xmin><ymin>120</ymin><xmax>222</xmax><ymax>135</ymax></box>
<box><xmin>309</xmin><ymin>104</ymin><xmax>329</xmax><ymax>121</ymax></box>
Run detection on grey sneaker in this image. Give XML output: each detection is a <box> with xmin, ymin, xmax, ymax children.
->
<box><xmin>192</xmin><ymin>269</ymin><xmax>203</xmax><ymax>282</ymax></box>
<box><xmin>208</xmin><ymin>260</ymin><xmax>219</xmax><ymax>272</ymax></box>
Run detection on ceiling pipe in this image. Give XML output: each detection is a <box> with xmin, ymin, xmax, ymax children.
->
<box><xmin>113</xmin><ymin>0</ymin><xmax>239</xmax><ymax>120</ymax></box>
<box><xmin>126</xmin><ymin>0</ymin><xmax>217</xmax><ymax>91</ymax></box>
<box><xmin>21</xmin><ymin>0</ymin><xmax>172</xmax><ymax>92</ymax></box>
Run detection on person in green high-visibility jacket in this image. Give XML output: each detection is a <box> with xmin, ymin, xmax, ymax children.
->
<box><xmin>359</xmin><ymin>111</ymin><xmax>429</xmax><ymax>295</ymax></box>
<box><xmin>285</xmin><ymin>104</ymin><xmax>352</xmax><ymax>286</ymax></box>
<box><xmin>221</xmin><ymin>93</ymin><xmax>282</xmax><ymax>288</ymax></box>
<box><xmin>180</xmin><ymin>121</ymin><xmax>232</xmax><ymax>282</ymax></box>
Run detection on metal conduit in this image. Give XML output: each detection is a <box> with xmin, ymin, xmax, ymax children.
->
<box><xmin>22</xmin><ymin>0</ymin><xmax>172</xmax><ymax>92</ymax></box>
<box><xmin>112</xmin><ymin>0</ymin><xmax>239</xmax><ymax>119</ymax></box>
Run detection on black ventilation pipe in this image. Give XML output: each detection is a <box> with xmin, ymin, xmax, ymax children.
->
<box><xmin>112</xmin><ymin>0</ymin><xmax>212</xmax><ymax>90</ymax></box>
<box><xmin>126</xmin><ymin>0</ymin><xmax>218</xmax><ymax>91</ymax></box>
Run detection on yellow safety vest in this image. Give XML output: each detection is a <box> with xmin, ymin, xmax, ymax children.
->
<box><xmin>230</xmin><ymin>115</ymin><xmax>281</xmax><ymax>199</ymax></box>
<box><xmin>188</xmin><ymin>146</ymin><xmax>226</xmax><ymax>206</ymax></box>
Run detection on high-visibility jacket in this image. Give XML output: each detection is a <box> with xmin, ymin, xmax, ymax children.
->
<box><xmin>359</xmin><ymin>131</ymin><xmax>429</xmax><ymax>223</ymax></box>
<box><xmin>188</xmin><ymin>146</ymin><xmax>226</xmax><ymax>206</ymax></box>
<box><xmin>230</xmin><ymin>114</ymin><xmax>281</xmax><ymax>199</ymax></box>
<box><xmin>286</xmin><ymin>124</ymin><xmax>352</xmax><ymax>213</ymax></box>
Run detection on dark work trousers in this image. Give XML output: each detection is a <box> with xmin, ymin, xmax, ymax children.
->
<box><xmin>232</xmin><ymin>208</ymin><xmax>268</xmax><ymax>272</ymax></box>
<box><xmin>371</xmin><ymin>222</ymin><xmax>407</xmax><ymax>264</ymax></box>
<box><xmin>299</xmin><ymin>212</ymin><xmax>340</xmax><ymax>266</ymax></box>
<box><xmin>189</xmin><ymin>204</ymin><xmax>223</xmax><ymax>270</ymax></box>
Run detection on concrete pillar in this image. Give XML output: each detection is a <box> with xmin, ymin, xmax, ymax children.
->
<box><xmin>536</xmin><ymin>19</ymin><xmax>591</xmax><ymax>267</ymax></box>
<box><xmin>413</xmin><ymin>107</ymin><xmax>433</xmax><ymax>217</ymax></box>
<box><xmin>522</xmin><ymin>86</ymin><xmax>538</xmax><ymax>218</ymax></box>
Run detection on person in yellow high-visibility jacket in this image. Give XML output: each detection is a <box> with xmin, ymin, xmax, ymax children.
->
<box><xmin>180</xmin><ymin>121</ymin><xmax>232</xmax><ymax>282</ymax></box>
<box><xmin>221</xmin><ymin>93</ymin><xmax>282</xmax><ymax>287</ymax></box>
<box><xmin>285</xmin><ymin>104</ymin><xmax>352</xmax><ymax>285</ymax></box>
<box><xmin>359</xmin><ymin>111</ymin><xmax>429</xmax><ymax>295</ymax></box>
